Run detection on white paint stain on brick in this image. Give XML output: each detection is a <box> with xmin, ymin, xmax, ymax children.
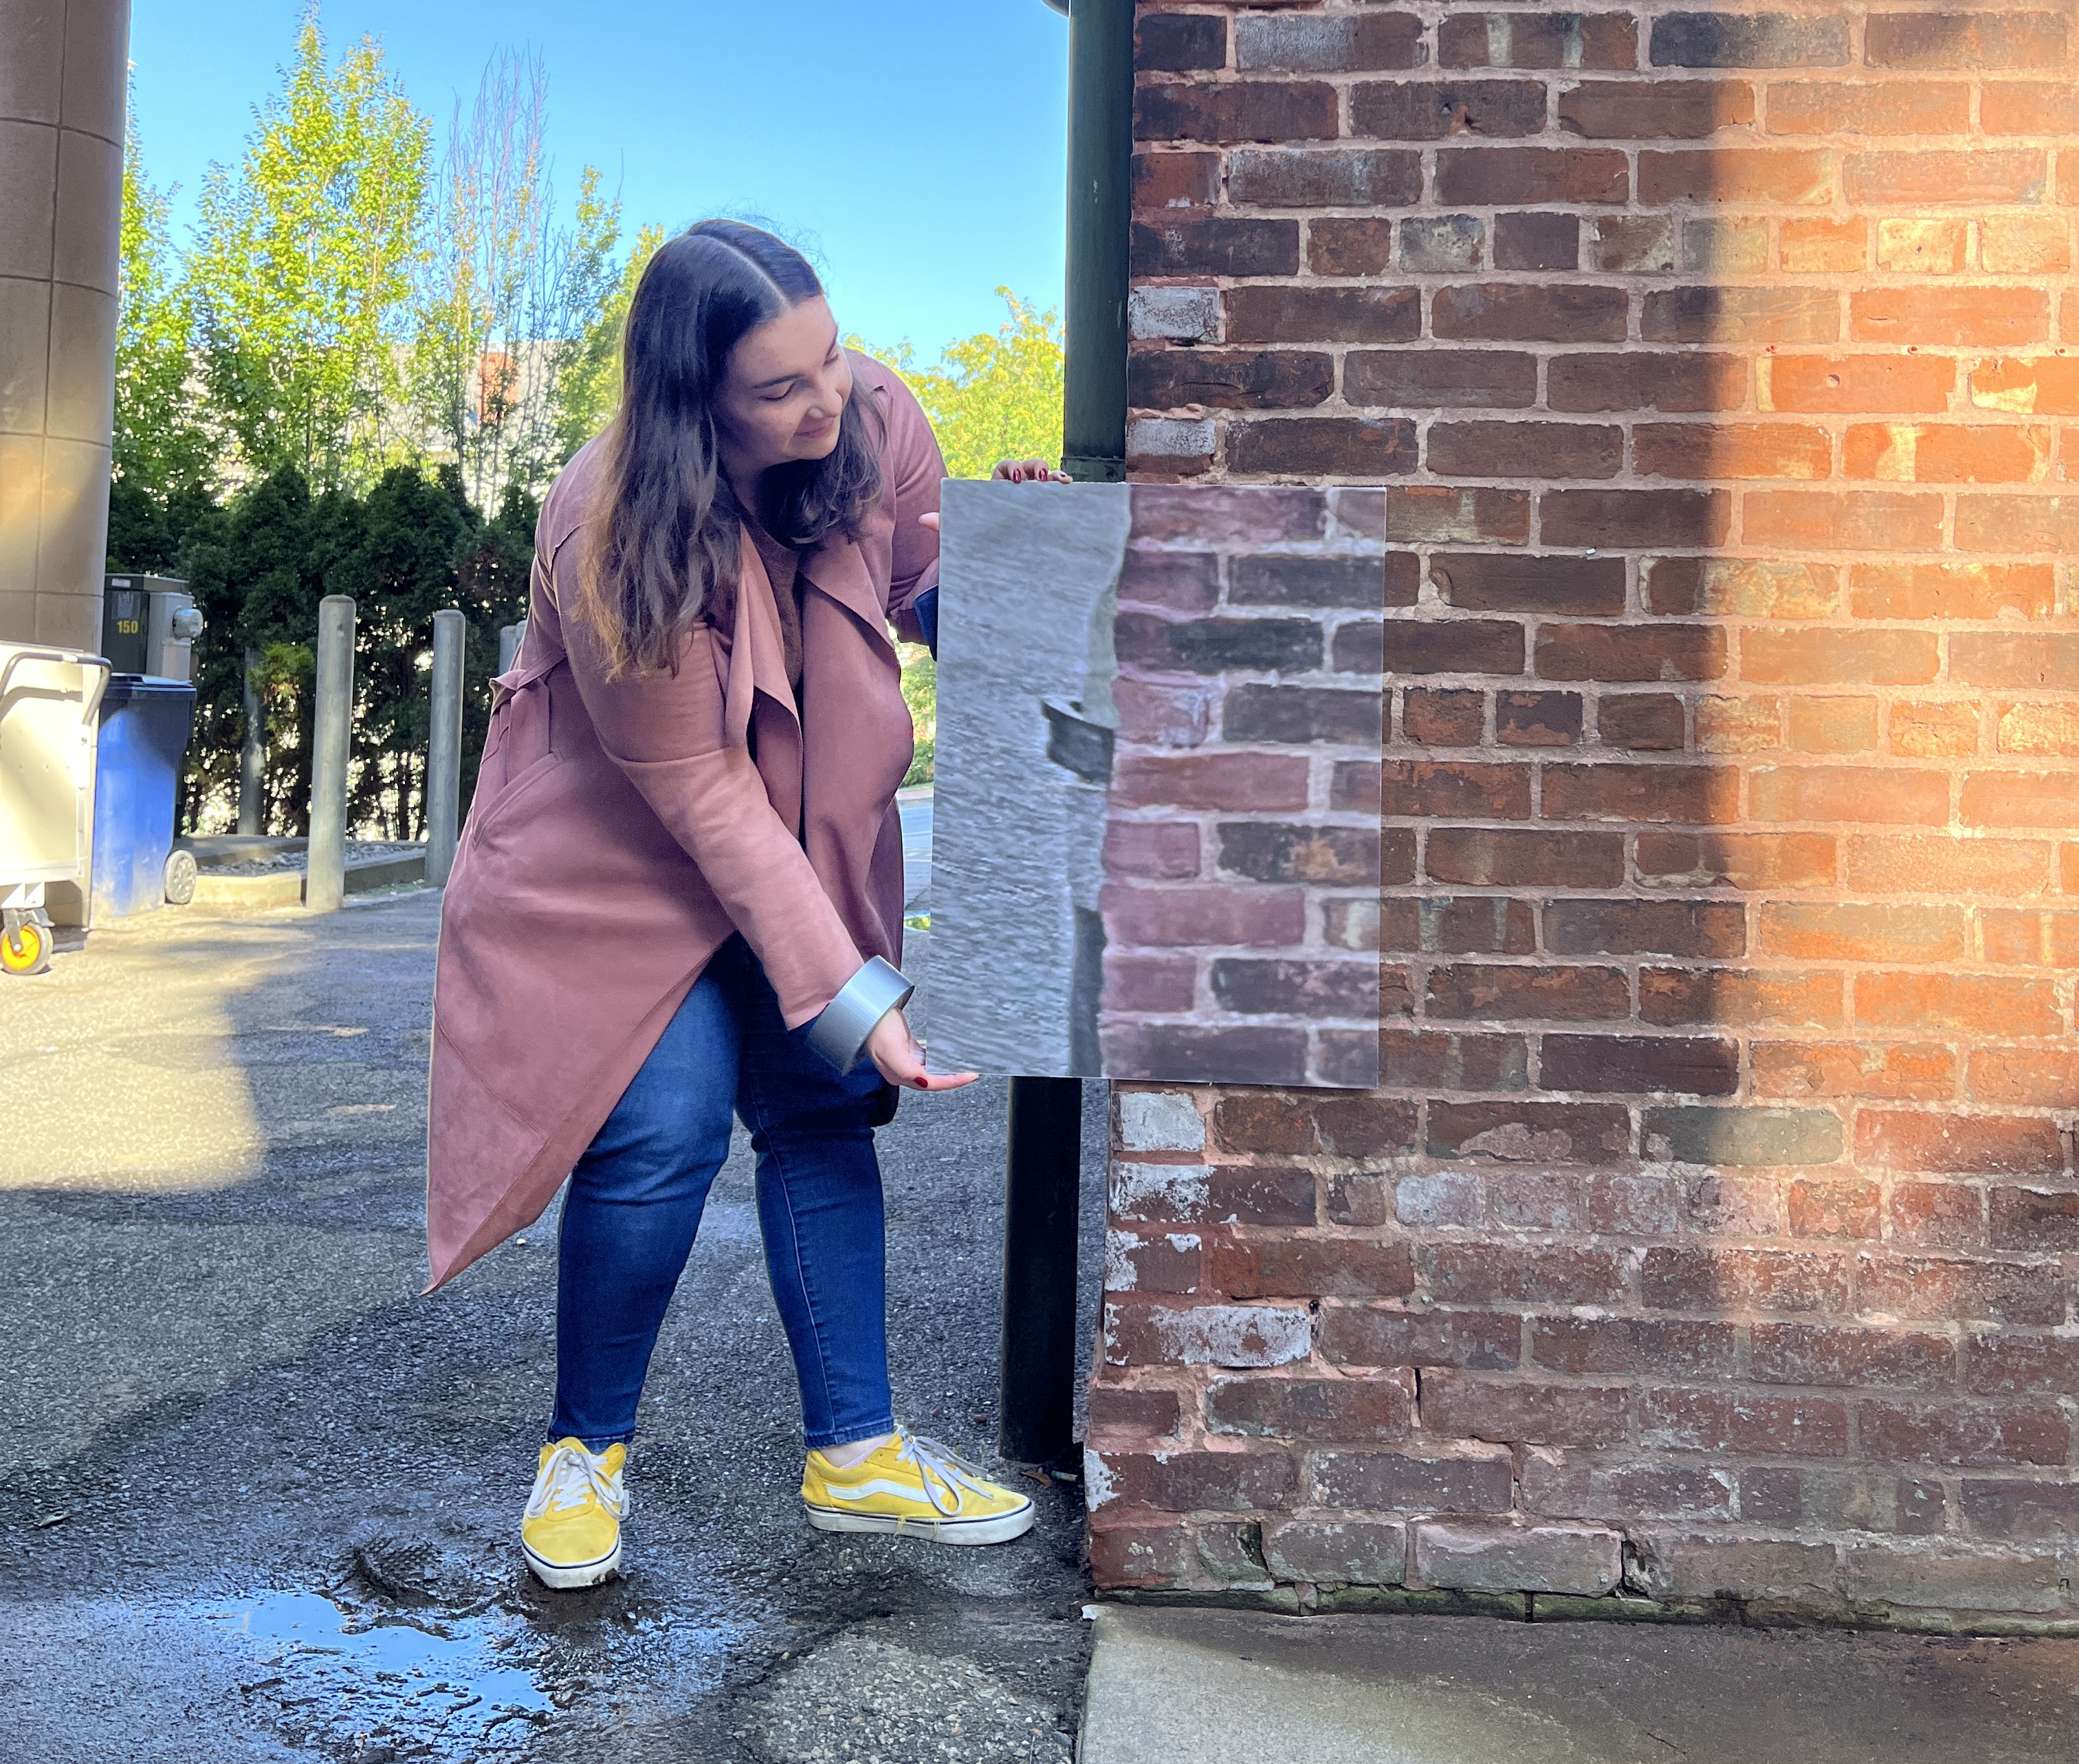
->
<box><xmin>1084</xmin><ymin>1449</ymin><xmax>1119</xmax><ymax>1510</ymax></box>
<box><xmin>1103</xmin><ymin>1231</ymin><xmax>1138</xmax><ymax>1290</ymax></box>
<box><xmin>1110</xmin><ymin>1160</ymin><xmax>1209</xmax><ymax>1217</ymax></box>
<box><xmin>1128</xmin><ymin>285</ymin><xmax>1218</xmax><ymax>342</ymax></box>
<box><xmin>1117</xmin><ymin>1090</ymin><xmax>1207</xmax><ymax>1151</ymax></box>
<box><xmin>1126</xmin><ymin>415</ymin><xmax>1214</xmax><ymax>459</ymax></box>
<box><xmin>1150</xmin><ymin>1303</ymin><xmax>1311</xmax><ymax>1368</ymax></box>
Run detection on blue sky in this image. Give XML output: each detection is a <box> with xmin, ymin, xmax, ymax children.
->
<box><xmin>128</xmin><ymin>1</ymin><xmax>1071</xmax><ymax>355</ymax></box>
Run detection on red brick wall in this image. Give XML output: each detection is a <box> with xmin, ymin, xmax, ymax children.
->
<box><xmin>1092</xmin><ymin>0</ymin><xmax>2079</xmax><ymax>1624</ymax></box>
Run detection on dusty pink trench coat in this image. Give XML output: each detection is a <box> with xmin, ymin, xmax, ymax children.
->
<box><xmin>424</xmin><ymin>355</ymin><xmax>942</xmax><ymax>1288</ymax></box>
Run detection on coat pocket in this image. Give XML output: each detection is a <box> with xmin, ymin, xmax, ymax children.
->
<box><xmin>467</xmin><ymin>661</ymin><xmax>561</xmax><ymax>850</ymax></box>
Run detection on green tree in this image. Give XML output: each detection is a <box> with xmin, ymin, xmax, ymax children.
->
<box><xmin>863</xmin><ymin>289</ymin><xmax>1064</xmax><ymax>481</ymax></box>
<box><xmin>554</xmin><ymin>220</ymin><xmax>664</xmax><ymax>459</ymax></box>
<box><xmin>188</xmin><ymin>5</ymin><xmax>430</xmax><ymax>490</ymax></box>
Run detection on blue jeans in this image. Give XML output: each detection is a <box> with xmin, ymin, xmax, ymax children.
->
<box><xmin>550</xmin><ymin>936</ymin><xmax>896</xmax><ymax>1454</ymax></box>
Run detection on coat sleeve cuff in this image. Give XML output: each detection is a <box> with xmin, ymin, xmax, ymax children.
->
<box><xmin>804</xmin><ymin>956</ymin><xmax>915</xmax><ymax>1073</ymax></box>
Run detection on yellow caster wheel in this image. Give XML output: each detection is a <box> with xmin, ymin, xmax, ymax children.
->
<box><xmin>1</xmin><ymin>916</ymin><xmax>51</xmax><ymax>976</ymax></box>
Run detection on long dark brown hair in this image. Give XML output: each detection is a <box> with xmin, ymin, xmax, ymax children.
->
<box><xmin>580</xmin><ymin>219</ymin><xmax>884</xmax><ymax>676</ymax></box>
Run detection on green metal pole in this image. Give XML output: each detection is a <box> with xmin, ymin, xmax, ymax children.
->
<box><xmin>1000</xmin><ymin>0</ymin><xmax>1133</xmax><ymax>1468</ymax></box>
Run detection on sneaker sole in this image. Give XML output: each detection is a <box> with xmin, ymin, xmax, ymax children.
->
<box><xmin>802</xmin><ymin>1499</ymin><xmax>1037</xmax><ymax>1546</ymax></box>
<box><xmin>522</xmin><ymin>1538</ymin><xmax>622</xmax><ymax>1589</ymax></box>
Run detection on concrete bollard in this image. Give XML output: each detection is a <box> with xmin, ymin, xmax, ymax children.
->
<box><xmin>498</xmin><ymin>619</ymin><xmax>527</xmax><ymax>676</ymax></box>
<box><xmin>425</xmin><ymin>608</ymin><xmax>465</xmax><ymax>887</ymax></box>
<box><xmin>307</xmin><ymin>595</ymin><xmax>355</xmax><ymax>913</ymax></box>
<box><xmin>239</xmin><ymin>646</ymin><xmax>265</xmax><ymax>835</ymax></box>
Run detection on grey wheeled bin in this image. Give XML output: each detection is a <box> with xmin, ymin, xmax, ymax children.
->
<box><xmin>0</xmin><ymin>642</ymin><xmax>111</xmax><ymax>974</ymax></box>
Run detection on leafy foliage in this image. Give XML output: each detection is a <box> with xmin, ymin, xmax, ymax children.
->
<box><xmin>864</xmin><ymin>290</ymin><xmax>1065</xmax><ymax>481</ymax></box>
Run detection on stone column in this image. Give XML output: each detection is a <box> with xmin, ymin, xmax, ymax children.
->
<box><xmin>0</xmin><ymin>0</ymin><xmax>129</xmax><ymax>650</ymax></box>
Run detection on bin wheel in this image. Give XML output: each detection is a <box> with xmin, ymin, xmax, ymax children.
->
<box><xmin>165</xmin><ymin>848</ymin><xmax>198</xmax><ymax>907</ymax></box>
<box><xmin>1</xmin><ymin>918</ymin><xmax>51</xmax><ymax>977</ymax></box>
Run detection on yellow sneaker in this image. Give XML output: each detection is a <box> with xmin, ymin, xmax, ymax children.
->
<box><xmin>801</xmin><ymin>1425</ymin><xmax>1037</xmax><ymax>1545</ymax></box>
<box><xmin>521</xmin><ymin>1438</ymin><xmax>627</xmax><ymax>1589</ymax></box>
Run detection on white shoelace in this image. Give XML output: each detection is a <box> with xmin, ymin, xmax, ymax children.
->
<box><xmin>525</xmin><ymin>1442</ymin><xmax>628</xmax><ymax>1521</ymax></box>
<box><xmin>892</xmin><ymin>1429</ymin><xmax>1000</xmax><ymax>1518</ymax></box>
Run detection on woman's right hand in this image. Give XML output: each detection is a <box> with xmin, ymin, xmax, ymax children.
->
<box><xmin>866</xmin><ymin>1008</ymin><xmax>978</xmax><ymax>1091</ymax></box>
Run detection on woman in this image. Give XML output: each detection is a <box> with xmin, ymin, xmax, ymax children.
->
<box><xmin>427</xmin><ymin>218</ymin><xmax>1060</xmax><ymax>1589</ymax></box>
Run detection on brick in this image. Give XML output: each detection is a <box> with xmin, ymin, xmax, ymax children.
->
<box><xmin>1398</xmin><ymin>214</ymin><xmax>1484</xmax><ymax>272</ymax></box>
<box><xmin>1981</xmin><ymin>214</ymin><xmax>2071</xmax><ymax>275</ymax></box>
<box><xmin>1743</xmin><ymin>490</ymin><xmax>1946</xmax><ymax>552</ymax></box>
<box><xmin>1393</xmin><ymin>1169</ymin><xmax>1485</xmax><ymax>1228</ymax></box>
<box><xmin>1860</xmin><ymin>1400</ymin><xmax>2069</xmax><ymax>1469</ymax></box>
<box><xmin>1968</xmin><ymin>1048</ymin><xmax>2079</xmax><ymax>1107</ymax></box>
<box><xmin>1856</xmin><ymin>972</ymin><xmax>2064</xmax><ymax>1038</ymax></box>
<box><xmin>1683</xmin><ymin>216</ymin><xmax>1770</xmax><ymax>274</ymax></box>
<box><xmin>1428</xmin><ymin>828</ymin><xmax>1625</xmax><ymax>887</ymax></box>
<box><xmin>1532</xmin><ymin>1318</ymin><xmax>1735</xmax><ymax>1378</ymax></box>
<box><xmin>1851</xmin><ymin>562</ymin><xmax>2054</xmax><ymax>619</ymax></box>
<box><xmin>1651</xmin><ymin>14</ymin><xmax>1850</xmax><ymax>68</ymax></box>
<box><xmin>1101</xmin><ymin>1299</ymin><xmax>1314</xmax><ymax>1371</ymax></box>
<box><xmin>1376</xmin><ymin>1029</ymin><xmax>1530</xmax><ymax>1093</ymax></box>
<box><xmin>1414</xmin><ymin>1521</ymin><xmax>1622</xmax><ymax>1596</ymax></box>
<box><xmin>1864</xmin><ymin>12</ymin><xmax>2070</xmax><ymax>70</ymax></box>
<box><xmin>1136</xmin><ymin>12</ymin><xmax>1226</xmax><ymax>74</ymax></box>
<box><xmin>1086</xmin><ymin>1381</ymin><xmax>1182</xmax><ymax>1437</ymax></box>
<box><xmin>1086</xmin><ymin>1512</ymin><xmax>1195</xmax><ymax>1585</ymax></box>
<box><xmin>1133</xmin><ymin>151</ymin><xmax>1221</xmax><ymax>217</ymax></box>
<box><xmin>1132</xmin><ymin>219</ymin><xmax>1299</xmax><ymax>278</ymax></box>
<box><xmin>1427</xmin><ymin>965</ymin><xmax>1631</xmax><ymax>1024</ymax></box>
<box><xmin>1352</xmin><ymin>80</ymin><xmax>1550</xmax><ymax>141</ymax></box>
<box><xmin>1752</xmin><ymin>1323</ymin><xmax>1957</xmax><ymax>1390</ymax></box>
<box><xmin>1088</xmin><ymin>1443</ymin><xmax>1300</xmax><ymax>1512</ymax></box>
<box><xmin>1103</xmin><ymin>821</ymin><xmax>1202</xmax><ymax>881</ymax></box>
<box><xmin>1644</xmin><ymin>1246</ymin><xmax>1853</xmax><ymax>1314</ymax></box>
<box><xmin>1543</xmin><ymin>761</ymin><xmax>1732</xmax><ymax>823</ymax></box>
<box><xmin>1964</xmin><ymin>1333</ymin><xmax>2079</xmax><ymax>1398</ymax></box>
<box><xmin>1222</xmin><ymin>687</ymin><xmax>1380</xmax><ymax>748</ymax></box>
<box><xmin>1957</xmin><ymin>1479</ymin><xmax>2079</xmax><ymax>1543</ymax></box>
<box><xmin>1114</xmin><ymin>611</ymin><xmax>1321</xmax><ymax>675</ymax></box>
<box><xmin>1432</xmin><ymin>283</ymin><xmax>1629</xmax><ymax>344</ymax></box>
<box><xmin>1548</xmin><ymin>899</ymin><xmax>1746</xmax><ymax>958</ymax></box>
<box><xmin>1387</xmin><ymin>486</ymin><xmax>1530</xmax><ymax>544</ymax></box>
<box><xmin>1766</xmin><ymin>80</ymin><xmax>1971</xmax><ymax>135</ymax></box>
<box><xmin>1118</xmin><ymin>1090</ymin><xmax>1206</xmax><ymax>1153</ymax></box>
<box><xmin>1319</xmin><ymin>1304</ymin><xmax>1521</xmax><ymax>1373</ymax></box>
<box><xmin>1638</xmin><ymin>832</ymin><xmax>1838</xmax><ymax>892</ymax></box>
<box><xmin>1234</xmin><ymin>10</ymin><xmax>1424</xmax><ymax>74</ymax></box>
<box><xmin>1541</xmin><ymin>492</ymin><xmax>1732</xmax><ymax>552</ymax></box>
<box><xmin>1440</xmin><ymin>12</ymin><xmax>1638</xmax><ymax>71</ymax></box>
<box><xmin>1134</xmin><ymin>81</ymin><xmax>1339</xmax><ymax>146</ymax></box>
<box><xmin>1761</xmin><ymin>353</ymin><xmax>1955</xmax><ymax>414</ymax></box>
<box><xmin>1694</xmin><ymin>694</ymin><xmax>1782</xmax><ymax>753</ymax></box>
<box><xmin>1428</xmin><ymin>421</ymin><xmax>1622</xmax><ymax>481</ymax></box>
<box><xmin>1845</xmin><ymin>423</ymin><xmax>2052</xmax><ymax>484</ymax></box>
<box><xmin>1990</xmin><ymin>1186</ymin><xmax>2079</xmax><ymax>1253</ymax></box>
<box><xmin>1436</xmin><ymin>148</ymin><xmax>1629</xmax><ymax>206</ymax></box>
<box><xmin>1380</xmin><ymin>617</ymin><xmax>1523</xmax><ymax>676</ymax></box>
<box><xmin>1759</xmin><ymin>903</ymin><xmax>1961</xmax><ymax>962</ymax></box>
<box><xmin>1629</xmin><ymin>1533</ymin><xmax>1839</xmax><ymax>1603</ymax></box>
<box><xmin>1107</xmin><ymin>1226</ymin><xmax>1203</xmax><ymax>1294</ymax></box>
<box><xmin>1422</xmin><ymin>1372</ymin><xmax>1629</xmax><ymax>1449</ymax></box>
<box><xmin>1310</xmin><ymin>1448</ymin><xmax>1516</xmax><ymax>1514</ymax></box>
<box><xmin>1640</xmin><ymin>149</ymin><xmax>1836</xmax><ymax>206</ymax></box>
<box><xmin>1524</xmin><ymin>1458</ymin><xmax>1736</xmax><ymax>1525</ymax></box>
<box><xmin>1307</xmin><ymin>216</ymin><xmax>1395</xmax><ymax>276</ymax></box>
<box><xmin>1849</xmin><ymin>151</ymin><xmax>2047</xmax><ymax>206</ymax></box>
<box><xmin>1426</xmin><ymin>1101</ymin><xmax>1633</xmax><ymax>1165</ymax></box>
<box><xmin>1206</xmin><ymin>1372</ymin><xmax>1414</xmax><ymax>1442</ymax></box>
<box><xmin>1851</xmin><ymin>287</ymin><xmax>2049</xmax><ymax>346</ymax></box>
<box><xmin>1644</xmin><ymin>1105</ymin><xmax>1845</xmax><ymax>1167</ymax></box>
<box><xmin>1262</xmin><ymin>1517</ymin><xmax>1407</xmax><ymax>1585</ymax></box>
<box><xmin>1402</xmin><ymin>687</ymin><xmax>1483</xmax><ymax>746</ymax></box>
<box><xmin>1781</xmin><ymin>217</ymin><xmax>1868</xmax><ymax>273</ymax></box>
<box><xmin>1977</xmin><ymin>904</ymin><xmax>2079</xmax><ymax>962</ymax></box>
<box><xmin>1104</xmin><ymin>1024</ymin><xmax>1313</xmax><ymax>1086</ymax></box>
<box><xmin>1128</xmin><ymin>349</ymin><xmax>1334</xmax><ymax>411</ymax></box>
<box><xmin>1548</xmin><ymin>352</ymin><xmax>1746</xmax><ymax>413</ymax></box>
<box><xmin>1954</xmin><ymin>494</ymin><xmax>2079</xmax><ymax>553</ymax></box>
<box><xmin>1105</xmin><ymin>883</ymin><xmax>1307</xmax><ymax>949</ymax></box>
<box><xmin>1590</xmin><ymin>216</ymin><xmax>1676</xmax><ymax>274</ymax></box>
<box><xmin>1430</xmin><ymin>554</ymin><xmax>1623</xmax><ymax>618</ymax></box>
<box><xmin>1499</xmin><ymin>690</ymin><xmax>1585</xmax><ymax>746</ymax></box>
<box><xmin>1975</xmin><ymin>353</ymin><xmax>2079</xmax><ymax>419</ymax></box>
<box><xmin>1536</xmin><ymin>621</ymin><xmax>1727</xmax><ymax>681</ymax></box>
<box><xmin>1843</xmin><ymin>1542</ymin><xmax>2065</xmax><ymax>1613</ymax></box>
<box><xmin>1226</xmin><ymin>147</ymin><xmax>1424</xmax><ymax>208</ymax></box>
<box><xmin>1856</xmin><ymin>1253</ymin><xmax>2065</xmax><ymax>1325</ymax></box>
<box><xmin>1211</xmin><ymin>957</ymin><xmax>1380</xmax><ymax>1017</ymax></box>
<box><xmin>1787</xmin><ymin>1177</ymin><xmax>1885</xmax><ymax>1239</ymax></box>
<box><xmin>1227</xmin><ymin>283</ymin><xmax>1420</xmax><ymax>344</ymax></box>
<box><xmin>1983</xmin><ymin>81</ymin><xmax>2079</xmax><ymax>133</ymax></box>
<box><xmin>1492</xmin><ymin>212</ymin><xmax>1579</xmax><ymax>272</ymax></box>
<box><xmin>1230</xmin><ymin>416</ymin><xmax>1420</xmax><ymax>482</ymax></box>
<box><xmin>1962</xmin><ymin>769</ymin><xmax>2079</xmax><ymax>829</ymax></box>
<box><xmin>1890</xmin><ymin>1180</ymin><xmax>1986</xmax><ymax>1250</ymax></box>
<box><xmin>1642</xmin><ymin>287</ymin><xmax>1839</xmax><ymax>344</ymax></box>
<box><xmin>1561</xmin><ymin>80</ymin><xmax>1754</xmax><ymax>137</ymax></box>
<box><xmin>1540</xmin><ymin>1035</ymin><xmax>1740</xmax><ymax>1096</ymax></box>
<box><xmin>1847</xmin><ymin>833</ymin><xmax>2052</xmax><ymax>894</ymax></box>
<box><xmin>1345</xmin><ymin>350</ymin><xmax>1537</xmax><ymax>411</ymax></box>
<box><xmin>1638</xmin><ymin>1387</ymin><xmax>1849</xmax><ymax>1455</ymax></box>
<box><xmin>1382</xmin><ymin>760</ymin><xmax>1532</xmax><ymax>821</ymax></box>
<box><xmin>1746</xmin><ymin>630</ymin><xmax>1942</xmax><ymax>688</ymax></box>
<box><xmin>1785</xmin><ymin>696</ymin><xmax>1878</xmax><ymax>753</ymax></box>
<box><xmin>1889</xmin><ymin>701</ymin><xmax>1980</xmax><ymax>758</ymax></box>
<box><xmin>1219</xmin><ymin>822</ymin><xmax>1393</xmax><ymax>891</ymax></box>
<box><xmin>1119</xmin><ymin>547</ymin><xmax>1220</xmax><ymax>613</ymax></box>
<box><xmin>1127</xmin><ymin>415</ymin><xmax>1216</xmax><ymax>465</ymax></box>
<box><xmin>1635</xmin><ymin>423</ymin><xmax>1832</xmax><ymax>481</ymax></box>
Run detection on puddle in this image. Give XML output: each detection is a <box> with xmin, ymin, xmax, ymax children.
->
<box><xmin>202</xmin><ymin>1590</ymin><xmax>552</xmax><ymax>1754</ymax></box>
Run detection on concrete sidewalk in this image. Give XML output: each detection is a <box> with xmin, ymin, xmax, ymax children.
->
<box><xmin>1079</xmin><ymin>1604</ymin><xmax>2079</xmax><ymax>1763</ymax></box>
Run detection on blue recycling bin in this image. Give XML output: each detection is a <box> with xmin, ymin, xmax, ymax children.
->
<box><xmin>91</xmin><ymin>676</ymin><xmax>197</xmax><ymax>919</ymax></box>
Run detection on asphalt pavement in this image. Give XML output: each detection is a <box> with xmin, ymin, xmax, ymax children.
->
<box><xmin>0</xmin><ymin>887</ymin><xmax>1105</xmax><ymax>1762</ymax></box>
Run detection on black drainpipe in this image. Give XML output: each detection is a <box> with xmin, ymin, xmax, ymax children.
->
<box><xmin>998</xmin><ymin>0</ymin><xmax>1133</xmax><ymax>1470</ymax></box>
